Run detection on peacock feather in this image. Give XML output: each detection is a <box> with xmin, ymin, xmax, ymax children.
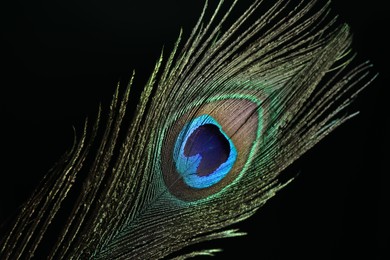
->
<box><xmin>0</xmin><ymin>0</ymin><xmax>377</xmax><ymax>259</ymax></box>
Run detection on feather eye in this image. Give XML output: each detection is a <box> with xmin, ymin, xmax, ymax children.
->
<box><xmin>163</xmin><ymin>98</ymin><xmax>264</xmax><ymax>201</ymax></box>
<box><xmin>0</xmin><ymin>0</ymin><xmax>376</xmax><ymax>259</ymax></box>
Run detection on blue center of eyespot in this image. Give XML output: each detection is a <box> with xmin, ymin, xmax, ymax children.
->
<box><xmin>173</xmin><ymin>115</ymin><xmax>237</xmax><ymax>189</ymax></box>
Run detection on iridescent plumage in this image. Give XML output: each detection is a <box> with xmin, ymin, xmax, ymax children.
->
<box><xmin>0</xmin><ymin>0</ymin><xmax>376</xmax><ymax>259</ymax></box>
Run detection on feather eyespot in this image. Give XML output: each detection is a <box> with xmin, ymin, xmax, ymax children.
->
<box><xmin>162</xmin><ymin>98</ymin><xmax>264</xmax><ymax>201</ymax></box>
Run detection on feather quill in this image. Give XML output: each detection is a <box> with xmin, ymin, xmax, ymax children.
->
<box><xmin>0</xmin><ymin>0</ymin><xmax>376</xmax><ymax>259</ymax></box>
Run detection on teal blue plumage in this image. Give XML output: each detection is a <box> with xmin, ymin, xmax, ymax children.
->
<box><xmin>0</xmin><ymin>0</ymin><xmax>376</xmax><ymax>259</ymax></box>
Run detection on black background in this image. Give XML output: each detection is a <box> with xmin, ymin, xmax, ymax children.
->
<box><xmin>0</xmin><ymin>1</ymin><xmax>388</xmax><ymax>259</ymax></box>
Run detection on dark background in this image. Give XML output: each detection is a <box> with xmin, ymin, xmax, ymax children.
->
<box><xmin>0</xmin><ymin>1</ymin><xmax>387</xmax><ymax>259</ymax></box>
